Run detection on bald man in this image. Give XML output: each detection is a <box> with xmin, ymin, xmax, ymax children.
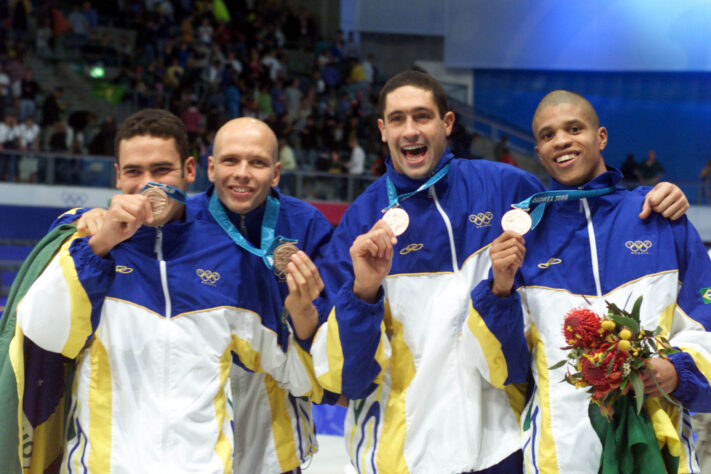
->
<box><xmin>187</xmin><ymin>117</ymin><xmax>335</xmax><ymax>474</ymax></box>
<box><xmin>488</xmin><ymin>90</ymin><xmax>711</xmax><ymax>473</ymax></box>
<box><xmin>14</xmin><ymin>110</ymin><xmax>321</xmax><ymax>473</ymax></box>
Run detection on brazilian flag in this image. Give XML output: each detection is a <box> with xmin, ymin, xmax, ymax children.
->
<box><xmin>0</xmin><ymin>225</ymin><xmax>77</xmax><ymax>473</ymax></box>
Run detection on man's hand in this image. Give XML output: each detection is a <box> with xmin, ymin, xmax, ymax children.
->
<box><xmin>284</xmin><ymin>251</ymin><xmax>324</xmax><ymax>340</ymax></box>
<box><xmin>89</xmin><ymin>194</ymin><xmax>153</xmax><ymax>257</ymax></box>
<box><xmin>639</xmin><ymin>182</ymin><xmax>688</xmax><ymax>221</ymax></box>
<box><xmin>76</xmin><ymin>208</ymin><xmax>108</xmax><ymax>235</ymax></box>
<box><xmin>350</xmin><ymin>219</ymin><xmax>396</xmax><ymax>304</ymax></box>
<box><xmin>489</xmin><ymin>231</ymin><xmax>525</xmax><ymax>297</ymax></box>
<box><xmin>642</xmin><ymin>357</ymin><xmax>679</xmax><ymax>399</ymax></box>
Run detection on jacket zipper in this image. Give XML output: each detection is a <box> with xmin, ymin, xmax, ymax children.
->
<box><xmin>154</xmin><ymin>227</ymin><xmax>172</xmax><ymax>467</ymax></box>
<box><xmin>581</xmin><ymin>198</ymin><xmax>603</xmax><ymax>299</ymax></box>
<box><xmin>430</xmin><ymin>186</ymin><xmax>459</xmax><ymax>272</ymax></box>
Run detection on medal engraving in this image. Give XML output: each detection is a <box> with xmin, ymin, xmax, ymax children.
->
<box><xmin>382</xmin><ymin>207</ymin><xmax>409</xmax><ymax>236</ymax></box>
<box><xmin>501</xmin><ymin>208</ymin><xmax>532</xmax><ymax>235</ymax></box>
<box><xmin>273</xmin><ymin>242</ymin><xmax>299</xmax><ymax>273</ymax></box>
<box><xmin>142</xmin><ymin>186</ymin><xmax>170</xmax><ymax>221</ymax></box>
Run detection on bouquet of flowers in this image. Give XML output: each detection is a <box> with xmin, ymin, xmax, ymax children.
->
<box><xmin>552</xmin><ymin>296</ymin><xmax>681</xmax><ymax>473</ymax></box>
<box><xmin>552</xmin><ymin>296</ymin><xmax>678</xmax><ymax>417</ymax></box>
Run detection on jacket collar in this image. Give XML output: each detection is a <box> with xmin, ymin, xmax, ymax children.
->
<box><xmin>549</xmin><ymin>166</ymin><xmax>623</xmax><ymax>191</ymax></box>
<box><xmin>384</xmin><ymin>147</ymin><xmax>454</xmax><ymax>194</ymax></box>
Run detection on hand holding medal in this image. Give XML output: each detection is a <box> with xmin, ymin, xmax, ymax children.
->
<box><xmin>382</xmin><ymin>207</ymin><xmax>409</xmax><ymax>236</ymax></box>
<box><xmin>501</xmin><ymin>208</ymin><xmax>532</xmax><ymax>235</ymax></box>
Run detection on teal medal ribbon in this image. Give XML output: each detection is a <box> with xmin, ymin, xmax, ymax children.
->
<box><xmin>141</xmin><ymin>182</ymin><xmax>187</xmax><ymax>204</ymax></box>
<box><xmin>513</xmin><ymin>186</ymin><xmax>616</xmax><ymax>229</ymax></box>
<box><xmin>208</xmin><ymin>191</ymin><xmax>295</xmax><ymax>269</ymax></box>
<box><xmin>384</xmin><ymin>164</ymin><xmax>451</xmax><ymax>211</ymax></box>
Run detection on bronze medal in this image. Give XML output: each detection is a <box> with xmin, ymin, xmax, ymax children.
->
<box><xmin>273</xmin><ymin>242</ymin><xmax>299</xmax><ymax>273</ymax></box>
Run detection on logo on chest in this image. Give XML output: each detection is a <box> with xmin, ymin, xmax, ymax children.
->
<box><xmin>537</xmin><ymin>258</ymin><xmax>562</xmax><ymax>269</ymax></box>
<box><xmin>468</xmin><ymin>212</ymin><xmax>493</xmax><ymax>228</ymax></box>
<box><xmin>625</xmin><ymin>240</ymin><xmax>653</xmax><ymax>255</ymax></box>
<box><xmin>196</xmin><ymin>269</ymin><xmax>220</xmax><ymax>286</ymax></box>
<box><xmin>399</xmin><ymin>243</ymin><xmax>424</xmax><ymax>255</ymax></box>
<box><xmin>115</xmin><ymin>265</ymin><xmax>133</xmax><ymax>274</ymax></box>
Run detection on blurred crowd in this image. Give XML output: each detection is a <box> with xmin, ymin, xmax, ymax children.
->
<box><xmin>1</xmin><ymin>0</ymin><xmax>390</xmax><ymax>190</ymax></box>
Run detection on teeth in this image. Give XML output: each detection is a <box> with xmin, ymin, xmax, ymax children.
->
<box><xmin>232</xmin><ymin>187</ymin><xmax>250</xmax><ymax>193</ymax></box>
<box><xmin>556</xmin><ymin>154</ymin><xmax>575</xmax><ymax>163</ymax></box>
<box><xmin>403</xmin><ymin>145</ymin><xmax>423</xmax><ymax>151</ymax></box>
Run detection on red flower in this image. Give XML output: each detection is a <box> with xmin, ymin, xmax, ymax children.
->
<box><xmin>580</xmin><ymin>346</ymin><xmax>629</xmax><ymax>398</ymax></box>
<box><xmin>563</xmin><ymin>308</ymin><xmax>602</xmax><ymax>348</ymax></box>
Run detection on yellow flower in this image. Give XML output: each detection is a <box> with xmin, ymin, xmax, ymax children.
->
<box><xmin>619</xmin><ymin>329</ymin><xmax>632</xmax><ymax>340</ymax></box>
<box><xmin>601</xmin><ymin>320</ymin><xmax>616</xmax><ymax>331</ymax></box>
<box><xmin>618</xmin><ymin>340</ymin><xmax>631</xmax><ymax>352</ymax></box>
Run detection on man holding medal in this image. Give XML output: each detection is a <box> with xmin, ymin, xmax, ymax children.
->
<box><xmin>309</xmin><ymin>71</ymin><xmax>690</xmax><ymax>474</ymax></box>
<box><xmin>187</xmin><ymin>116</ymin><xmax>335</xmax><ymax>474</ymax></box>
<box><xmin>489</xmin><ymin>90</ymin><xmax>711</xmax><ymax>473</ymax></box>
<box><xmin>12</xmin><ymin>110</ymin><xmax>322</xmax><ymax>473</ymax></box>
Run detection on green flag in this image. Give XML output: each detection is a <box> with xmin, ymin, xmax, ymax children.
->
<box><xmin>0</xmin><ymin>225</ymin><xmax>77</xmax><ymax>473</ymax></box>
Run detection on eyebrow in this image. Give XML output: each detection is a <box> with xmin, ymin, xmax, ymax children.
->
<box><xmin>385</xmin><ymin>107</ymin><xmax>434</xmax><ymax>121</ymax></box>
<box><xmin>537</xmin><ymin>119</ymin><xmax>585</xmax><ymax>136</ymax></box>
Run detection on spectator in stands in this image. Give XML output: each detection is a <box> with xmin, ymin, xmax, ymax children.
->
<box><xmin>469</xmin><ymin>133</ymin><xmax>487</xmax><ymax>159</ymax></box>
<box><xmin>68</xmin><ymin>4</ymin><xmax>89</xmax><ymax>45</ymax></box>
<box><xmin>493</xmin><ymin>133</ymin><xmax>509</xmax><ymax>161</ymax></box>
<box><xmin>639</xmin><ymin>149</ymin><xmax>664</xmax><ymax>185</ymax></box>
<box><xmin>0</xmin><ymin>113</ymin><xmax>20</xmax><ymax>181</ymax></box>
<box><xmin>278</xmin><ymin>136</ymin><xmax>297</xmax><ymax>195</ymax></box>
<box><xmin>620</xmin><ymin>152</ymin><xmax>641</xmax><ymax>183</ymax></box>
<box><xmin>17</xmin><ymin>115</ymin><xmax>39</xmax><ymax>152</ymax></box>
<box><xmin>18</xmin><ymin>69</ymin><xmax>38</xmax><ymax>121</ymax></box>
<box><xmin>347</xmin><ymin>135</ymin><xmax>365</xmax><ymax>175</ymax></box>
<box><xmin>0</xmin><ymin>114</ymin><xmax>19</xmax><ymax>151</ymax></box>
<box><xmin>40</xmin><ymin>87</ymin><xmax>63</xmax><ymax>129</ymax></box>
<box><xmin>0</xmin><ymin>63</ymin><xmax>10</xmax><ymax>117</ymax></box>
<box><xmin>17</xmin><ymin>115</ymin><xmax>40</xmax><ymax>183</ymax></box>
<box><xmin>361</xmin><ymin>53</ymin><xmax>375</xmax><ymax>85</ymax></box>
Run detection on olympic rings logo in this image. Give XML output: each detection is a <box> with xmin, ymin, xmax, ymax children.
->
<box><xmin>273</xmin><ymin>268</ymin><xmax>287</xmax><ymax>281</ymax></box>
<box><xmin>469</xmin><ymin>212</ymin><xmax>493</xmax><ymax>227</ymax></box>
<box><xmin>537</xmin><ymin>258</ymin><xmax>562</xmax><ymax>269</ymax></box>
<box><xmin>61</xmin><ymin>192</ymin><xmax>88</xmax><ymax>207</ymax></box>
<box><xmin>196</xmin><ymin>269</ymin><xmax>220</xmax><ymax>285</ymax></box>
<box><xmin>399</xmin><ymin>243</ymin><xmax>424</xmax><ymax>255</ymax></box>
<box><xmin>625</xmin><ymin>240</ymin><xmax>653</xmax><ymax>254</ymax></box>
<box><xmin>115</xmin><ymin>265</ymin><xmax>133</xmax><ymax>274</ymax></box>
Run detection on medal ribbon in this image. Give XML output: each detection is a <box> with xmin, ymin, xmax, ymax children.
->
<box><xmin>513</xmin><ymin>186</ymin><xmax>616</xmax><ymax>229</ymax></box>
<box><xmin>208</xmin><ymin>191</ymin><xmax>294</xmax><ymax>269</ymax></box>
<box><xmin>384</xmin><ymin>164</ymin><xmax>451</xmax><ymax>211</ymax></box>
<box><xmin>141</xmin><ymin>182</ymin><xmax>187</xmax><ymax>204</ymax></box>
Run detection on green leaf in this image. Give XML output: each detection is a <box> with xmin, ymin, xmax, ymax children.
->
<box><xmin>549</xmin><ymin>360</ymin><xmax>567</xmax><ymax>370</ymax></box>
<box><xmin>608</xmin><ymin>313</ymin><xmax>640</xmax><ymax>334</ymax></box>
<box><xmin>654</xmin><ymin>326</ymin><xmax>662</xmax><ymax>336</ymax></box>
<box><xmin>606</xmin><ymin>354</ymin><xmax>617</xmax><ymax>375</ymax></box>
<box><xmin>630</xmin><ymin>296</ymin><xmax>643</xmax><ymax>322</ymax></box>
<box><xmin>629</xmin><ymin>371</ymin><xmax>645</xmax><ymax>414</ymax></box>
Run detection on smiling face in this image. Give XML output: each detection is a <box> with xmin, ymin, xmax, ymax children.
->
<box><xmin>208</xmin><ymin>118</ymin><xmax>280</xmax><ymax>215</ymax></box>
<box><xmin>378</xmin><ymin>85</ymin><xmax>454</xmax><ymax>180</ymax></box>
<box><xmin>116</xmin><ymin>135</ymin><xmax>196</xmax><ymax>225</ymax></box>
<box><xmin>533</xmin><ymin>100</ymin><xmax>608</xmax><ymax>187</ymax></box>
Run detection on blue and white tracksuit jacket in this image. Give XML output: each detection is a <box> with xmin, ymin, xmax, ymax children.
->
<box><xmin>311</xmin><ymin>150</ymin><xmax>545</xmax><ymax>473</ymax></box>
<box><xmin>17</xmin><ymin>200</ymin><xmax>323</xmax><ymax>474</ymax></box>
<box><xmin>188</xmin><ymin>187</ymin><xmax>335</xmax><ymax>474</ymax></box>
<box><xmin>514</xmin><ymin>170</ymin><xmax>711</xmax><ymax>474</ymax></box>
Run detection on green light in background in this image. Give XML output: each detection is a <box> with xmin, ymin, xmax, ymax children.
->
<box><xmin>89</xmin><ymin>66</ymin><xmax>105</xmax><ymax>79</ymax></box>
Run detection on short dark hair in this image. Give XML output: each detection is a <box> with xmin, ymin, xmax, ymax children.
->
<box><xmin>114</xmin><ymin>109</ymin><xmax>190</xmax><ymax>164</ymax></box>
<box><xmin>377</xmin><ymin>70</ymin><xmax>449</xmax><ymax>119</ymax></box>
